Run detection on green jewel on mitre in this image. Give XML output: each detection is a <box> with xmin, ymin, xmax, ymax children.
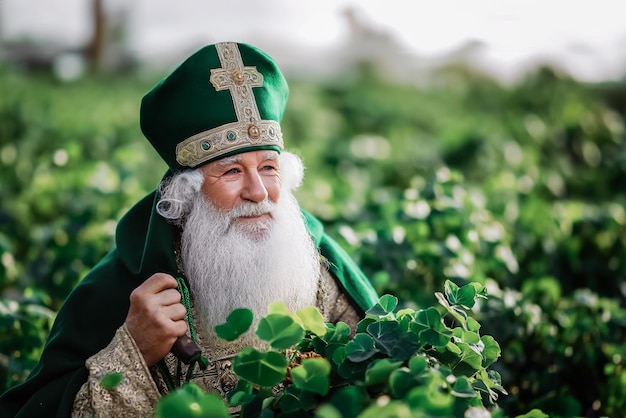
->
<box><xmin>140</xmin><ymin>42</ymin><xmax>289</xmax><ymax>171</ymax></box>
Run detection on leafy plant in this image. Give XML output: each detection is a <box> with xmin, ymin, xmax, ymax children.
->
<box><xmin>157</xmin><ymin>281</ymin><xmax>518</xmax><ymax>417</ymax></box>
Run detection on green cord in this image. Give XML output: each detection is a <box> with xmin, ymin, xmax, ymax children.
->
<box><xmin>156</xmin><ymin>360</ymin><xmax>175</xmax><ymax>392</ymax></box>
<box><xmin>176</xmin><ymin>277</ymin><xmax>199</xmax><ymax>343</ymax></box>
<box><xmin>157</xmin><ymin>277</ymin><xmax>209</xmax><ymax>390</ymax></box>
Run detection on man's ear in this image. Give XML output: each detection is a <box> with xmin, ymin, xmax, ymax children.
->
<box><xmin>279</xmin><ymin>151</ymin><xmax>305</xmax><ymax>191</ymax></box>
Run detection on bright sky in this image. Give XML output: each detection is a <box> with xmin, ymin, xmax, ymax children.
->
<box><xmin>2</xmin><ymin>0</ymin><xmax>626</xmax><ymax>82</ymax></box>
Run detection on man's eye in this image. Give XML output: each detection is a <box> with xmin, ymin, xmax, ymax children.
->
<box><xmin>261</xmin><ymin>165</ymin><xmax>277</xmax><ymax>171</ymax></box>
<box><xmin>224</xmin><ymin>168</ymin><xmax>240</xmax><ymax>175</ymax></box>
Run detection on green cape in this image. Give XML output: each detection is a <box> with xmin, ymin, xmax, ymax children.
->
<box><xmin>0</xmin><ymin>189</ymin><xmax>378</xmax><ymax>418</ymax></box>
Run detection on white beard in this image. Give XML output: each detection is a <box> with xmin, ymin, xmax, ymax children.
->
<box><xmin>180</xmin><ymin>191</ymin><xmax>321</xmax><ymax>351</ymax></box>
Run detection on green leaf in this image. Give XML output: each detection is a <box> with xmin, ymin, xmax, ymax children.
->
<box><xmin>469</xmin><ymin>282</ymin><xmax>488</xmax><ymax>299</ymax></box>
<box><xmin>445</xmin><ymin>341</ymin><xmax>462</xmax><ymax>355</ymax></box>
<box><xmin>365</xmin><ymin>294</ymin><xmax>398</xmax><ymax>316</ymax></box>
<box><xmin>466</xmin><ymin>317</ymin><xmax>481</xmax><ymax>332</ymax></box>
<box><xmin>406</xmin><ymin>376</ymin><xmax>454</xmax><ymax>416</ymax></box>
<box><xmin>99</xmin><ymin>372</ymin><xmax>123</xmax><ymax>390</ymax></box>
<box><xmin>214</xmin><ymin>308</ymin><xmax>253</xmax><ymax>341</ymax></box>
<box><xmin>408</xmin><ymin>355</ymin><xmax>428</xmax><ymax>375</ymax></box>
<box><xmin>453</xmin><ymin>342</ymin><xmax>483</xmax><ymax>375</ymax></box>
<box><xmin>411</xmin><ymin>308</ymin><xmax>451</xmax><ymax>347</ymax></box>
<box><xmin>330</xmin><ymin>344</ymin><xmax>346</xmax><ymax>365</ymax></box>
<box><xmin>328</xmin><ymin>386</ymin><xmax>369</xmax><ymax>418</ymax></box>
<box><xmin>280</xmin><ymin>385</ymin><xmax>318</xmax><ymax>413</ymax></box>
<box><xmin>444</xmin><ymin>280</ymin><xmax>460</xmax><ymax>301</ymax></box>
<box><xmin>390</xmin><ymin>332</ymin><xmax>422</xmax><ymax>361</ymax></box>
<box><xmin>345</xmin><ymin>333</ymin><xmax>378</xmax><ymax>362</ymax></box>
<box><xmin>232</xmin><ymin>347</ymin><xmax>287</xmax><ymax>387</ymax></box>
<box><xmin>388</xmin><ymin>368</ymin><xmax>415</xmax><ymax>398</ymax></box>
<box><xmin>267</xmin><ymin>300</ymin><xmax>292</xmax><ymax>315</ymax></box>
<box><xmin>366</xmin><ymin>320</ymin><xmax>401</xmax><ymax>355</ymax></box>
<box><xmin>411</xmin><ymin>307</ymin><xmax>443</xmax><ymax>333</ymax></box>
<box><xmin>420</xmin><ymin>328</ymin><xmax>451</xmax><ymax>347</ymax></box>
<box><xmin>515</xmin><ymin>409</ymin><xmax>550</xmax><ymax>418</ymax></box>
<box><xmin>365</xmin><ymin>358</ymin><xmax>403</xmax><ymax>387</ymax></box>
<box><xmin>324</xmin><ymin>321</ymin><xmax>351</xmax><ymax>344</ymax></box>
<box><xmin>451</xmin><ymin>376</ymin><xmax>477</xmax><ymax>398</ymax></box>
<box><xmin>358</xmin><ymin>400</ymin><xmax>413</xmax><ymax>418</ymax></box>
<box><xmin>315</xmin><ymin>404</ymin><xmax>343</xmax><ymax>418</ymax></box>
<box><xmin>454</xmin><ymin>284</ymin><xmax>477</xmax><ymax>309</ymax></box>
<box><xmin>156</xmin><ymin>383</ymin><xmax>230</xmax><ymax>418</ymax></box>
<box><xmin>435</xmin><ymin>292</ymin><xmax>468</xmax><ymax>327</ymax></box>
<box><xmin>291</xmin><ymin>357</ymin><xmax>331</xmax><ymax>395</ymax></box>
<box><xmin>481</xmin><ymin>335</ymin><xmax>501</xmax><ymax>367</ymax></box>
<box><xmin>454</xmin><ymin>328</ymin><xmax>480</xmax><ymax>344</ymax></box>
<box><xmin>296</xmin><ymin>306</ymin><xmax>327</xmax><ymax>336</ymax></box>
<box><xmin>255</xmin><ymin>313</ymin><xmax>304</xmax><ymax>349</ymax></box>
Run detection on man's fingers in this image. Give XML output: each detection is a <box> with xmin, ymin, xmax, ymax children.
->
<box><xmin>163</xmin><ymin>302</ymin><xmax>187</xmax><ymax>322</ymax></box>
<box><xmin>141</xmin><ymin>273</ymin><xmax>178</xmax><ymax>294</ymax></box>
<box><xmin>153</xmin><ymin>288</ymin><xmax>182</xmax><ymax>306</ymax></box>
<box><xmin>130</xmin><ymin>274</ymin><xmax>180</xmax><ymax>307</ymax></box>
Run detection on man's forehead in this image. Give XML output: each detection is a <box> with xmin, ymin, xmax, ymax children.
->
<box><xmin>213</xmin><ymin>151</ymin><xmax>279</xmax><ymax>167</ymax></box>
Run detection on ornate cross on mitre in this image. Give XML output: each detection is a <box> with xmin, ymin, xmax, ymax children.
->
<box><xmin>210</xmin><ymin>42</ymin><xmax>264</xmax><ymax>138</ymax></box>
<box><xmin>175</xmin><ymin>42</ymin><xmax>284</xmax><ymax>168</ymax></box>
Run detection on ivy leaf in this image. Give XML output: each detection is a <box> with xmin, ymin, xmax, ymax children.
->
<box><xmin>256</xmin><ymin>313</ymin><xmax>304</xmax><ymax>349</ymax></box>
<box><xmin>365</xmin><ymin>294</ymin><xmax>398</xmax><ymax>317</ymax></box>
<box><xmin>345</xmin><ymin>333</ymin><xmax>378</xmax><ymax>362</ymax></box>
<box><xmin>232</xmin><ymin>347</ymin><xmax>287</xmax><ymax>387</ymax></box>
<box><xmin>214</xmin><ymin>308</ymin><xmax>253</xmax><ymax>341</ymax></box>
<box><xmin>291</xmin><ymin>357</ymin><xmax>331</xmax><ymax>395</ymax></box>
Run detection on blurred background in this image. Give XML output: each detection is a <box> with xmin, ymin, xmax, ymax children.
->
<box><xmin>1</xmin><ymin>1</ymin><xmax>625</xmax><ymax>417</ymax></box>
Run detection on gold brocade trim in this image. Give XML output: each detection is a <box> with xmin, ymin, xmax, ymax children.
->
<box><xmin>176</xmin><ymin>120</ymin><xmax>283</xmax><ymax>168</ymax></box>
<box><xmin>175</xmin><ymin>42</ymin><xmax>284</xmax><ymax>168</ymax></box>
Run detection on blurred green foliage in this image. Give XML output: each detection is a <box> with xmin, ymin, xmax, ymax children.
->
<box><xmin>0</xmin><ymin>59</ymin><xmax>625</xmax><ymax>417</ymax></box>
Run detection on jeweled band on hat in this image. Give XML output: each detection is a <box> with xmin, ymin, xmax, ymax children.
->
<box><xmin>140</xmin><ymin>42</ymin><xmax>289</xmax><ymax>172</ymax></box>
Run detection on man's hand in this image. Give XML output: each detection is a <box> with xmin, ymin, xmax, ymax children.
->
<box><xmin>125</xmin><ymin>273</ymin><xmax>188</xmax><ymax>366</ymax></box>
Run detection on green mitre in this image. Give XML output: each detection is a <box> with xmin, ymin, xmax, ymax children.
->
<box><xmin>141</xmin><ymin>42</ymin><xmax>289</xmax><ymax>172</ymax></box>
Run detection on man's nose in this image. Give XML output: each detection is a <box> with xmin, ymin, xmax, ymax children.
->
<box><xmin>241</xmin><ymin>171</ymin><xmax>269</xmax><ymax>203</ymax></box>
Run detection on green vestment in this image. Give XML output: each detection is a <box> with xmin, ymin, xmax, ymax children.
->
<box><xmin>0</xmin><ymin>189</ymin><xmax>378</xmax><ymax>418</ymax></box>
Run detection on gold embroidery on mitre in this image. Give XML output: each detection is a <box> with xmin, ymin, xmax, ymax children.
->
<box><xmin>175</xmin><ymin>42</ymin><xmax>284</xmax><ymax>168</ymax></box>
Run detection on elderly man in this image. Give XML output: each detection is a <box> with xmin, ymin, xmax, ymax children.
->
<box><xmin>0</xmin><ymin>42</ymin><xmax>378</xmax><ymax>417</ymax></box>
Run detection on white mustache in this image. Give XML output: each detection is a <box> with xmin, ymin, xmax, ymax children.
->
<box><xmin>226</xmin><ymin>200</ymin><xmax>277</xmax><ymax>220</ymax></box>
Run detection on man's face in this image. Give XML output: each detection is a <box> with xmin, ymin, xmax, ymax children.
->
<box><xmin>199</xmin><ymin>150</ymin><xmax>281</xmax><ymax>226</ymax></box>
